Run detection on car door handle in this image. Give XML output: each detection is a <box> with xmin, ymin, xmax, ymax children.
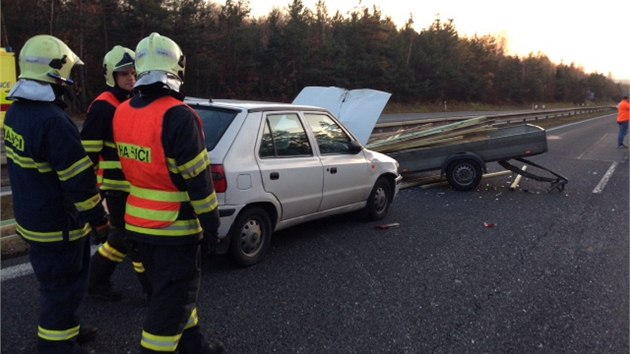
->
<box><xmin>328</xmin><ymin>167</ymin><xmax>337</xmax><ymax>174</ymax></box>
<box><xmin>270</xmin><ymin>172</ymin><xmax>280</xmax><ymax>180</ymax></box>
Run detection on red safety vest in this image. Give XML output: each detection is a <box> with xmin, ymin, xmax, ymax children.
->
<box><xmin>86</xmin><ymin>92</ymin><xmax>128</xmax><ymax>191</ymax></box>
<box><xmin>618</xmin><ymin>99</ymin><xmax>630</xmax><ymax>123</ymax></box>
<box><xmin>113</xmin><ymin>96</ymin><xmax>202</xmax><ymax>237</ymax></box>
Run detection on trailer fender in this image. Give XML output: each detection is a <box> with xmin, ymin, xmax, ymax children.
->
<box><xmin>440</xmin><ymin>152</ymin><xmax>487</xmax><ymax>177</ymax></box>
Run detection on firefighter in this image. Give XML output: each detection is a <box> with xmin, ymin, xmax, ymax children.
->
<box><xmin>81</xmin><ymin>45</ymin><xmax>151</xmax><ymax>301</ymax></box>
<box><xmin>112</xmin><ymin>32</ymin><xmax>224</xmax><ymax>354</ymax></box>
<box><xmin>3</xmin><ymin>34</ymin><xmax>110</xmax><ymax>353</ymax></box>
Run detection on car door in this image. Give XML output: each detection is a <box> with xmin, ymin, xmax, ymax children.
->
<box><xmin>303</xmin><ymin>112</ymin><xmax>371</xmax><ymax>211</ymax></box>
<box><xmin>257</xmin><ymin>112</ymin><xmax>324</xmax><ymax>220</ymax></box>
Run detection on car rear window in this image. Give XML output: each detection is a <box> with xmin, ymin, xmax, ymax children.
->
<box><xmin>192</xmin><ymin>106</ymin><xmax>239</xmax><ymax>150</ymax></box>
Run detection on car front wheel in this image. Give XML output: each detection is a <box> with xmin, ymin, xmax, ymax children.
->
<box><xmin>365</xmin><ymin>177</ymin><xmax>392</xmax><ymax>221</ymax></box>
<box><xmin>228</xmin><ymin>206</ymin><xmax>272</xmax><ymax>267</ymax></box>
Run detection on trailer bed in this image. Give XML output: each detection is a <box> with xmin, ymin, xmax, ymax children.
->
<box><xmin>389</xmin><ymin>124</ymin><xmax>547</xmax><ymax>174</ymax></box>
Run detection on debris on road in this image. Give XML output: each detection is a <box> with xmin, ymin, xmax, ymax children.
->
<box><xmin>375</xmin><ymin>223</ymin><xmax>400</xmax><ymax>230</ymax></box>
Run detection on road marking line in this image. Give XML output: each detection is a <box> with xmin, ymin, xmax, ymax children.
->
<box><xmin>1</xmin><ymin>262</ymin><xmax>33</xmax><ymax>282</ymax></box>
<box><xmin>592</xmin><ymin>162</ymin><xmax>618</xmax><ymax>194</ymax></box>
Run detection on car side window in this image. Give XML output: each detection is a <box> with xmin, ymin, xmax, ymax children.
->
<box><xmin>259</xmin><ymin>113</ymin><xmax>313</xmax><ymax>158</ymax></box>
<box><xmin>304</xmin><ymin>113</ymin><xmax>354</xmax><ymax>154</ymax></box>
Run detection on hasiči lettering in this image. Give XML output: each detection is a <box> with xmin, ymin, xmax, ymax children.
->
<box><xmin>3</xmin><ymin>125</ymin><xmax>24</xmax><ymax>151</ymax></box>
<box><xmin>117</xmin><ymin>142</ymin><xmax>152</xmax><ymax>163</ymax></box>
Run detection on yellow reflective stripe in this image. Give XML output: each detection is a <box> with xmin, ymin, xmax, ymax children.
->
<box><xmin>74</xmin><ymin>192</ymin><xmax>101</xmax><ymax>212</ymax></box>
<box><xmin>177</xmin><ymin>151</ymin><xmax>210</xmax><ymax>180</ymax></box>
<box><xmin>97</xmin><ymin>242</ymin><xmax>126</xmax><ymax>262</ymax></box>
<box><xmin>130</xmin><ymin>185</ymin><xmax>189</xmax><ymax>202</ymax></box>
<box><xmin>184</xmin><ymin>308</ymin><xmax>199</xmax><ymax>330</ymax></box>
<box><xmin>127</xmin><ymin>204</ymin><xmax>178</xmax><ymax>222</ymax></box>
<box><xmin>189</xmin><ymin>192</ymin><xmax>218</xmax><ymax>215</ymax></box>
<box><xmin>126</xmin><ymin>219</ymin><xmax>202</xmax><ymax>236</ymax></box>
<box><xmin>141</xmin><ymin>330</ymin><xmax>181</xmax><ymax>352</ymax></box>
<box><xmin>38</xmin><ymin>324</ymin><xmax>80</xmax><ymax>341</ymax></box>
<box><xmin>99</xmin><ymin>160</ymin><xmax>122</xmax><ymax>169</ymax></box>
<box><xmin>104</xmin><ymin>141</ymin><xmax>116</xmax><ymax>148</ymax></box>
<box><xmin>81</xmin><ymin>139</ymin><xmax>103</xmax><ymax>153</ymax></box>
<box><xmin>57</xmin><ymin>156</ymin><xmax>93</xmax><ymax>182</ymax></box>
<box><xmin>100</xmin><ymin>179</ymin><xmax>130</xmax><ymax>192</ymax></box>
<box><xmin>133</xmin><ymin>261</ymin><xmax>145</xmax><ymax>273</ymax></box>
<box><xmin>17</xmin><ymin>223</ymin><xmax>90</xmax><ymax>242</ymax></box>
<box><xmin>5</xmin><ymin>146</ymin><xmax>53</xmax><ymax>172</ymax></box>
<box><xmin>166</xmin><ymin>157</ymin><xmax>179</xmax><ymax>174</ymax></box>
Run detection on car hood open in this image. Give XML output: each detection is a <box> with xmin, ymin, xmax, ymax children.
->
<box><xmin>292</xmin><ymin>86</ymin><xmax>391</xmax><ymax>145</ymax></box>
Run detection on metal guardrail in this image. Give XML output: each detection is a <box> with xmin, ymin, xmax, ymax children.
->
<box><xmin>372</xmin><ymin>106</ymin><xmax>615</xmax><ymax>134</ymax></box>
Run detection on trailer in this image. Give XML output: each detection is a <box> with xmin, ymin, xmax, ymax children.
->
<box><xmin>386</xmin><ymin>124</ymin><xmax>568</xmax><ymax>192</ymax></box>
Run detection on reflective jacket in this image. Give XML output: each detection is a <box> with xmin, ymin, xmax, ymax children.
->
<box><xmin>4</xmin><ymin>98</ymin><xmax>106</xmax><ymax>242</ymax></box>
<box><xmin>81</xmin><ymin>87</ymin><xmax>131</xmax><ymax>192</ymax></box>
<box><xmin>113</xmin><ymin>92</ymin><xmax>219</xmax><ymax>244</ymax></box>
<box><xmin>618</xmin><ymin>99</ymin><xmax>629</xmax><ymax>123</ymax></box>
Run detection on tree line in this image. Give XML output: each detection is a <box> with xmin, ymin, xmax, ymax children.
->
<box><xmin>2</xmin><ymin>0</ymin><xmax>628</xmax><ymax>114</ymax></box>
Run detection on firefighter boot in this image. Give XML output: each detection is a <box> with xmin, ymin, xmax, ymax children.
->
<box><xmin>88</xmin><ymin>252</ymin><xmax>123</xmax><ymax>301</ymax></box>
<box><xmin>177</xmin><ymin>327</ymin><xmax>225</xmax><ymax>354</ymax></box>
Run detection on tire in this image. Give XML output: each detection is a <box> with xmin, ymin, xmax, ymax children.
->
<box><xmin>228</xmin><ymin>207</ymin><xmax>272</xmax><ymax>267</ymax></box>
<box><xmin>364</xmin><ymin>177</ymin><xmax>392</xmax><ymax>221</ymax></box>
<box><xmin>446</xmin><ymin>159</ymin><xmax>482</xmax><ymax>191</ymax></box>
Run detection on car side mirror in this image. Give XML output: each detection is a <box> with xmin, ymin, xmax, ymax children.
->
<box><xmin>348</xmin><ymin>140</ymin><xmax>363</xmax><ymax>154</ymax></box>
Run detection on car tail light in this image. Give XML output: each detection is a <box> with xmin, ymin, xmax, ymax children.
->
<box><xmin>210</xmin><ymin>164</ymin><xmax>227</xmax><ymax>193</ymax></box>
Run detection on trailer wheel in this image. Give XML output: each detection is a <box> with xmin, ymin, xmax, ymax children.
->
<box><xmin>446</xmin><ymin>159</ymin><xmax>482</xmax><ymax>191</ymax></box>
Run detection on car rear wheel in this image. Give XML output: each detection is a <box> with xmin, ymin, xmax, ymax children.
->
<box><xmin>365</xmin><ymin>177</ymin><xmax>392</xmax><ymax>221</ymax></box>
<box><xmin>228</xmin><ymin>207</ymin><xmax>272</xmax><ymax>267</ymax></box>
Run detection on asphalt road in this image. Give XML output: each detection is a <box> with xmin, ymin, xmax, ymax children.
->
<box><xmin>1</xmin><ymin>113</ymin><xmax>628</xmax><ymax>353</ymax></box>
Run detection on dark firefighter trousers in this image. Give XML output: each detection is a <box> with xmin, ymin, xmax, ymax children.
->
<box><xmin>135</xmin><ymin>241</ymin><xmax>209</xmax><ymax>353</ymax></box>
<box><xmin>90</xmin><ymin>191</ymin><xmax>150</xmax><ymax>295</ymax></box>
<box><xmin>28</xmin><ymin>236</ymin><xmax>91</xmax><ymax>354</ymax></box>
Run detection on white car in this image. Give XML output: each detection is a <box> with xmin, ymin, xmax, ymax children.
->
<box><xmin>186</xmin><ymin>93</ymin><xmax>401</xmax><ymax>266</ymax></box>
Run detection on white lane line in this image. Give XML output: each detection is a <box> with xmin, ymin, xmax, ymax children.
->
<box><xmin>592</xmin><ymin>162</ymin><xmax>618</xmax><ymax>194</ymax></box>
<box><xmin>1</xmin><ymin>245</ymin><xmax>99</xmax><ymax>282</ymax></box>
<box><xmin>1</xmin><ymin>262</ymin><xmax>34</xmax><ymax>282</ymax></box>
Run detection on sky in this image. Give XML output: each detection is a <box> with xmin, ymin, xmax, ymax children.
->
<box><xmin>229</xmin><ymin>0</ymin><xmax>630</xmax><ymax>82</ymax></box>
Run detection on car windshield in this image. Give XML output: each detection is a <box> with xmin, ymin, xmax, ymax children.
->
<box><xmin>192</xmin><ymin>106</ymin><xmax>239</xmax><ymax>150</ymax></box>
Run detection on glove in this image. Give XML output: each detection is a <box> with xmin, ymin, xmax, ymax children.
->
<box><xmin>90</xmin><ymin>215</ymin><xmax>111</xmax><ymax>244</ymax></box>
<box><xmin>202</xmin><ymin>229</ymin><xmax>220</xmax><ymax>256</ymax></box>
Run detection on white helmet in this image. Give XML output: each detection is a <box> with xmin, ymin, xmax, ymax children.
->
<box><xmin>103</xmin><ymin>45</ymin><xmax>135</xmax><ymax>87</ymax></box>
<box><xmin>134</xmin><ymin>33</ymin><xmax>185</xmax><ymax>92</ymax></box>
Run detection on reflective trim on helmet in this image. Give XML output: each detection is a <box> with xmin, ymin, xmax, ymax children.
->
<box><xmin>135</xmin><ymin>71</ymin><xmax>182</xmax><ymax>92</ymax></box>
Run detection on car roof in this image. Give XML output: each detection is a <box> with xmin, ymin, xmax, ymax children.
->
<box><xmin>185</xmin><ymin>97</ymin><xmax>330</xmax><ymax>114</ymax></box>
